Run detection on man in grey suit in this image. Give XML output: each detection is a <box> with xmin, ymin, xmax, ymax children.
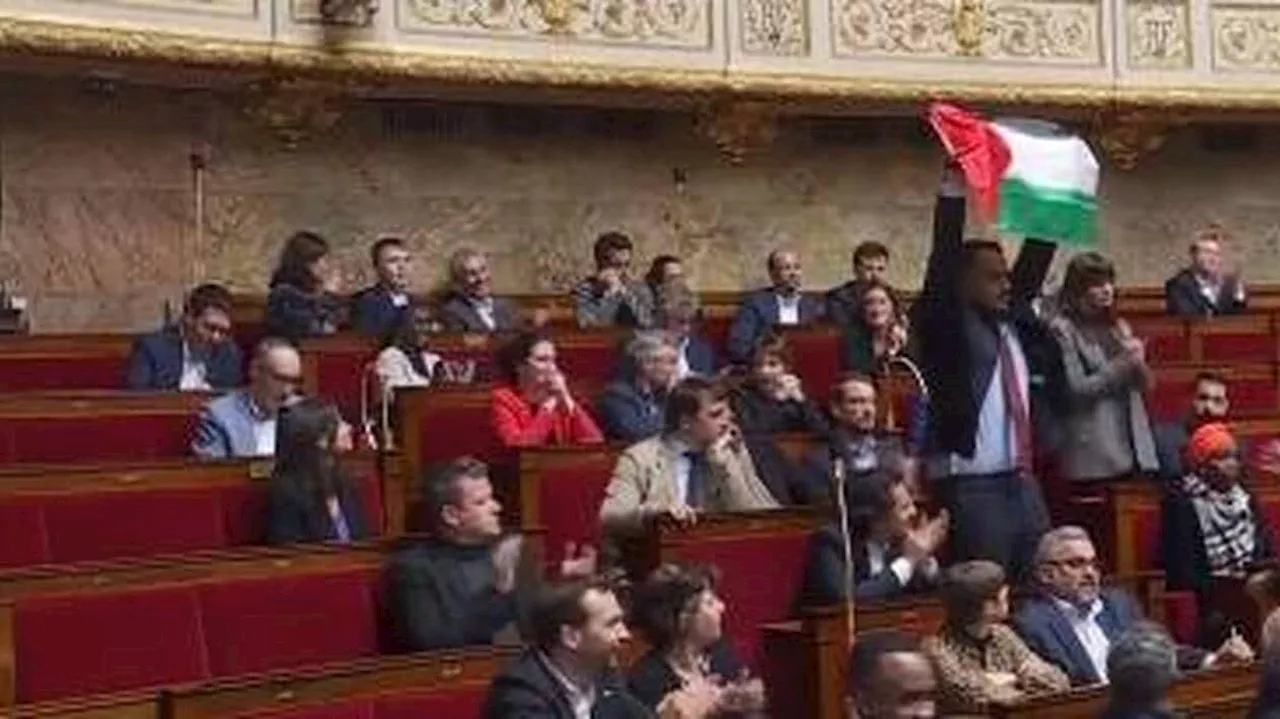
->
<box><xmin>190</xmin><ymin>338</ymin><xmax>302</xmax><ymax>459</ymax></box>
<box><xmin>438</xmin><ymin>248</ymin><xmax>521</xmax><ymax>334</ymax></box>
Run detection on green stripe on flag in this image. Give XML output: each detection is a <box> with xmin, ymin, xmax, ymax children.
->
<box><xmin>996</xmin><ymin>177</ymin><xmax>1098</xmax><ymax>247</ymax></box>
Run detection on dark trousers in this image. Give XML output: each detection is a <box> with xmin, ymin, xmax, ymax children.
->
<box><xmin>935</xmin><ymin>470</ymin><xmax>1049</xmax><ymax>582</ymax></box>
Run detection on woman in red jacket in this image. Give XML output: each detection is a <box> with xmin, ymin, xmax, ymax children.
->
<box><xmin>491</xmin><ymin>331</ymin><xmax>604</xmax><ymax>447</ymax></box>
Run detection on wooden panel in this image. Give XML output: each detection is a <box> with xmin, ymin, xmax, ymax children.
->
<box><xmin>994</xmin><ymin>663</ymin><xmax>1258</xmax><ymax>719</ymax></box>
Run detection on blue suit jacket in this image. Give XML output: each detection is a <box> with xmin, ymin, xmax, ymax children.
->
<box><xmin>350</xmin><ymin>285</ymin><xmax>414</xmax><ymax>337</ymax></box>
<box><xmin>683</xmin><ymin>334</ymin><xmax>717</xmax><ymax>376</ymax></box>
<box><xmin>126</xmin><ymin>327</ymin><xmax>242</xmax><ymax>391</ymax></box>
<box><xmin>191</xmin><ymin>391</ymin><xmax>268</xmax><ymax>460</ymax></box>
<box><xmin>596</xmin><ymin>380</ymin><xmax>665</xmax><ymax>442</ymax></box>
<box><xmin>726</xmin><ymin>288</ymin><xmax>824</xmax><ymax>364</ymax></box>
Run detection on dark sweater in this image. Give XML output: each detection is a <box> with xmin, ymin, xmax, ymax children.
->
<box><xmin>389</xmin><ymin>537</ymin><xmax>520</xmax><ymax>652</ymax></box>
<box><xmin>731</xmin><ymin>386</ymin><xmax>829</xmax><ymax>437</ymax></box>
<box><xmin>626</xmin><ymin>640</ymin><xmax>744</xmax><ymax>711</ymax></box>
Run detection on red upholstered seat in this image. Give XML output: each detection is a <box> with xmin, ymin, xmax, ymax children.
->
<box><xmin>219</xmin><ymin>483</ymin><xmax>271</xmax><ymax>545</ymax></box>
<box><xmin>0</xmin><ymin>498</ymin><xmax>50</xmax><ymax>568</ymax></box>
<box><xmin>313</xmin><ymin>350</ymin><xmax>376</xmax><ymax>421</ymax></box>
<box><xmin>14</xmin><ymin>586</ymin><xmax>207</xmax><ymax>703</ymax></box>
<box><xmin>556</xmin><ymin>339</ymin><xmax>622</xmax><ymax>386</ymax></box>
<box><xmin>666</xmin><ymin>529</ymin><xmax>813</xmax><ymax>667</ymax></box>
<box><xmin>787</xmin><ymin>331</ymin><xmax>840</xmax><ymax>398</ymax></box>
<box><xmin>1131</xmin><ymin>503</ymin><xmax>1161</xmax><ymax>571</ymax></box>
<box><xmin>375</xmin><ymin>687</ymin><xmax>488</xmax><ymax>719</ymax></box>
<box><xmin>532</xmin><ymin>453</ymin><xmax>616</xmax><ymax>566</ymax></box>
<box><xmin>42</xmin><ymin>488</ymin><xmax>227</xmax><ymax>563</ymax></box>
<box><xmin>416</xmin><ymin>401</ymin><xmax>500</xmax><ymax>465</ymax></box>
<box><xmin>1164</xmin><ymin>591</ymin><xmax>1199</xmax><ymax>645</ymax></box>
<box><xmin>0</xmin><ymin>413</ymin><xmax>197</xmax><ymax>463</ymax></box>
<box><xmin>0</xmin><ymin>357</ymin><xmax>127</xmax><ymax>391</ymax></box>
<box><xmin>197</xmin><ymin>568</ymin><xmax>381</xmax><ymax>677</ymax></box>
<box><xmin>237</xmin><ymin>700</ymin><xmax>376</xmax><ymax>719</ymax></box>
<box><xmin>1202</xmin><ymin>332</ymin><xmax>1275</xmax><ymax>362</ymax></box>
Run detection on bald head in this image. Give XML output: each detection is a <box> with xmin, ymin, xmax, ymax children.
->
<box><xmin>249</xmin><ymin>338</ymin><xmax>302</xmax><ymax>413</ymax></box>
<box><xmin>768</xmin><ymin>249</ymin><xmax>802</xmax><ymax>294</ymax></box>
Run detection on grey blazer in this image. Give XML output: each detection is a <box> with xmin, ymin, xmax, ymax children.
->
<box><xmin>191</xmin><ymin>390</ymin><xmax>269</xmax><ymax>460</ymax></box>
<box><xmin>1049</xmin><ymin>315</ymin><xmax>1158</xmax><ymax>481</ymax></box>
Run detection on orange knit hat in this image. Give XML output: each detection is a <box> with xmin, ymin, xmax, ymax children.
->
<box><xmin>1185</xmin><ymin>422</ymin><xmax>1238</xmax><ymax>467</ymax></box>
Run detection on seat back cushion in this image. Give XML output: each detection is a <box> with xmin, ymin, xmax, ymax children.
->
<box><xmin>43</xmin><ymin>487</ymin><xmax>227</xmax><ymax>563</ymax></box>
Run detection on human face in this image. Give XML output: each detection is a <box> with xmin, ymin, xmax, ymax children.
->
<box><xmin>520</xmin><ymin>340</ymin><xmax>559</xmax><ymax>387</ymax></box>
<box><xmin>861</xmin><ymin>288</ymin><xmax>895</xmax><ymax>330</ymax></box>
<box><xmin>769</xmin><ymin>252</ymin><xmax>803</xmax><ymax>294</ymax></box>
<box><xmin>659</xmin><ymin>261</ymin><xmax>684</xmax><ymax>285</ymax></box>
<box><xmin>855</xmin><ymin>255</ymin><xmax>888</xmax><ymax>284</ymax></box>
<box><xmin>603</xmin><ymin>248</ymin><xmax>633</xmax><ymax>275</ymax></box>
<box><xmin>310</xmin><ymin>254</ymin><xmax>334</xmax><ymax>287</ymax></box>
<box><xmin>981</xmin><ymin>586</ymin><xmax>1010</xmax><ymax>625</ymax></box>
<box><xmin>751</xmin><ymin>354</ymin><xmax>788</xmax><ymax>392</ymax></box>
<box><xmin>1192</xmin><ymin>379</ymin><xmax>1230</xmax><ymax>421</ymax></box>
<box><xmin>1192</xmin><ymin>239</ymin><xmax>1223</xmax><ymax>279</ymax></box>
<box><xmin>639</xmin><ymin>346</ymin><xmax>679</xmax><ymax>392</ymax></box>
<box><xmin>683</xmin><ymin>589</ymin><xmax>726</xmax><ymax>649</ymax></box>
<box><xmin>1080</xmin><ymin>280</ymin><xmax>1115</xmax><ymax>316</ymax></box>
<box><xmin>457</xmin><ymin>254</ymin><xmax>492</xmax><ymax>299</ymax></box>
<box><xmin>881</xmin><ymin>482</ymin><xmax>919</xmax><ymax>543</ymax></box>
<box><xmin>963</xmin><ymin>248</ymin><xmax>1011</xmax><ymax>312</ymax></box>
<box><xmin>565</xmin><ymin>589</ymin><xmax>631</xmax><ymax>670</ymax></box>
<box><xmin>831</xmin><ymin>379</ymin><xmax>877</xmax><ymax>433</ymax></box>
<box><xmin>332</xmin><ymin>420</ymin><xmax>355</xmax><ymax>454</ymax></box>
<box><xmin>443</xmin><ymin>474</ymin><xmax>504</xmax><ymax>543</ymax></box>
<box><xmin>251</xmin><ymin>347</ymin><xmax>302</xmax><ymax>413</ymax></box>
<box><xmin>185</xmin><ymin>307</ymin><xmax>232</xmax><ymax>351</ymax></box>
<box><xmin>376</xmin><ymin>244</ymin><xmax>412</xmax><ymax>292</ymax></box>
<box><xmin>683</xmin><ymin>394</ymin><xmax>734</xmax><ymax>448</ymax></box>
<box><xmin>1038</xmin><ymin>538</ymin><xmax>1101</xmax><ymax>607</ymax></box>
<box><xmin>858</xmin><ymin>652</ymin><xmax>937</xmax><ymax>719</ymax></box>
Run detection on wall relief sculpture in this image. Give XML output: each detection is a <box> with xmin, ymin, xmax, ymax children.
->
<box><xmin>1214</xmin><ymin>2</ymin><xmax>1280</xmax><ymax>72</ymax></box>
<box><xmin>1126</xmin><ymin>0</ymin><xmax>1190</xmax><ymax>69</ymax></box>
<box><xmin>399</xmin><ymin>0</ymin><xmax>711</xmax><ymax>48</ymax></box>
<box><xmin>740</xmin><ymin>0</ymin><xmax>808</xmax><ymax>56</ymax></box>
<box><xmin>71</xmin><ymin>0</ymin><xmax>257</xmax><ymax>16</ymax></box>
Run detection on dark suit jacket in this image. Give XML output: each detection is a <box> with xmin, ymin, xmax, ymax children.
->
<box><xmin>744</xmin><ymin>435</ymin><xmax>815</xmax><ymax>506</ymax></box>
<box><xmin>915</xmin><ymin>193</ymin><xmax>1066</xmax><ymax>461</ymax></box>
<box><xmin>726</xmin><ymin>288</ymin><xmax>824</xmax><ymax>364</ymax></box>
<box><xmin>126</xmin><ymin>327</ymin><xmax>242</xmax><ymax>391</ymax></box>
<box><xmin>1164</xmin><ymin>269</ymin><xmax>1247</xmax><ymax>318</ymax></box>
<box><xmin>626</xmin><ymin>640</ymin><xmax>743</xmax><ymax>711</ymax></box>
<box><xmin>730</xmin><ymin>385</ymin><xmax>830</xmax><ymax>438</ymax></box>
<box><xmin>265</xmin><ymin>284</ymin><xmax>344</xmax><ymax>341</ymax></box>
<box><xmin>438</xmin><ymin>293</ymin><xmax>521</xmax><ymax>334</ymax></box>
<box><xmin>1160</xmin><ymin>484</ymin><xmax>1274</xmax><ymax>599</ymax></box>
<box><xmin>349</xmin><ymin>284</ymin><xmax>414</xmax><ymax>337</ymax></box>
<box><xmin>682</xmin><ymin>334</ymin><xmax>717</xmax><ymax>376</ymax></box>
<box><xmin>265</xmin><ymin>475</ymin><xmax>370</xmax><ymax>545</ymax></box>
<box><xmin>825</xmin><ymin>280</ymin><xmax>864</xmax><ymax>330</ymax></box>
<box><xmin>1014</xmin><ymin>588</ymin><xmax>1207</xmax><ymax>686</ymax></box>
<box><xmin>802</xmin><ymin>431</ymin><xmax>905</xmax><ymax>504</ymax></box>
<box><xmin>800</xmin><ymin>523</ymin><xmax>937</xmax><ymax>606</ymax></box>
<box><xmin>483</xmin><ymin>649</ymin><xmax>651</xmax><ymax>719</ymax></box>
<box><xmin>596</xmin><ymin>380</ymin><xmax>665</xmax><ymax>443</ymax></box>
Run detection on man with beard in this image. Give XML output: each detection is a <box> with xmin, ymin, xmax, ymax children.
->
<box><xmin>1153</xmin><ymin>371</ymin><xmax>1231</xmax><ymax>482</ymax></box>
<box><xmin>1013</xmin><ymin>526</ymin><xmax>1251</xmax><ymax>686</ymax></box>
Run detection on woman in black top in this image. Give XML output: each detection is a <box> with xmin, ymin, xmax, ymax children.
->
<box><xmin>730</xmin><ymin>331</ymin><xmax>828</xmax><ymax>437</ymax></box>
<box><xmin>627</xmin><ymin>563</ymin><xmax>765</xmax><ymax>717</ymax></box>
<box><xmin>266</xmin><ymin>397</ymin><xmax>369</xmax><ymax>545</ymax></box>
<box><xmin>265</xmin><ymin>230</ymin><xmax>345</xmax><ymax>341</ymax></box>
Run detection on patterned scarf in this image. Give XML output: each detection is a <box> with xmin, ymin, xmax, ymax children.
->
<box><xmin>1180</xmin><ymin>473</ymin><xmax>1256</xmax><ymax>577</ymax></box>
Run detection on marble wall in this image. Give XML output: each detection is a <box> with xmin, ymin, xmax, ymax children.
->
<box><xmin>2</xmin><ymin>77</ymin><xmax>1279</xmax><ymax>332</ymax></box>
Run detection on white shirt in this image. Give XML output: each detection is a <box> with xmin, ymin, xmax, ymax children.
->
<box><xmin>946</xmin><ymin>323</ymin><xmax>1029</xmax><ymax>476</ymax></box>
<box><xmin>664</xmin><ymin>436</ymin><xmax>695</xmax><ymax>505</ymax></box>
<box><xmin>676</xmin><ymin>337</ymin><xmax>693</xmax><ymax>379</ymax></box>
<box><xmin>776</xmin><ymin>293</ymin><xmax>801</xmax><ymax>325</ymax></box>
<box><xmin>390</xmin><ymin>292</ymin><xmax>409</xmax><ymax>308</ymax></box>
<box><xmin>867</xmin><ymin>540</ymin><xmax>939</xmax><ymax>586</ymax></box>
<box><xmin>1053</xmin><ymin>596</ymin><xmax>1110</xmax><ymax>683</ymax></box>
<box><xmin>470</xmin><ymin>297</ymin><xmax>497</xmax><ymax>330</ymax></box>
<box><xmin>253</xmin><ymin>418</ymin><xmax>277</xmax><ymax>457</ymax></box>
<box><xmin>540</xmin><ymin>653</ymin><xmax>596</xmax><ymax>719</ymax></box>
<box><xmin>179</xmin><ymin>342</ymin><xmax>211</xmax><ymax>392</ymax></box>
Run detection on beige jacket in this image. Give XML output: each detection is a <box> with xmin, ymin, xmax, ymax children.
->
<box><xmin>598</xmin><ymin>435</ymin><xmax>780</xmax><ymax>535</ymax></box>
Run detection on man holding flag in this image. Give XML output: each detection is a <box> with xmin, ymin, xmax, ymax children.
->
<box><xmin>917</xmin><ymin>103</ymin><xmax>1098</xmax><ymax>580</ymax></box>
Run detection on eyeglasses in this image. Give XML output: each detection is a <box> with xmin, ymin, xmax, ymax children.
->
<box><xmin>1046</xmin><ymin>557</ymin><xmax>1100</xmax><ymax>571</ymax></box>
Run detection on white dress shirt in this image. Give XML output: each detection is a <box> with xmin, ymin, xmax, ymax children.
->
<box><xmin>179</xmin><ymin>342</ymin><xmax>211</xmax><ymax>392</ymax></box>
<box><xmin>946</xmin><ymin>323</ymin><xmax>1029</xmax><ymax>476</ymax></box>
<box><xmin>471</xmin><ymin>297</ymin><xmax>497</xmax><ymax>330</ymax></box>
<box><xmin>776</xmin><ymin>293</ymin><xmax>802</xmax><ymax>325</ymax></box>
<box><xmin>867</xmin><ymin>540</ymin><xmax>939</xmax><ymax>586</ymax></box>
<box><xmin>540</xmin><ymin>652</ymin><xmax>597</xmax><ymax>719</ymax></box>
<box><xmin>676</xmin><ymin>337</ymin><xmax>693</xmax><ymax>379</ymax></box>
<box><xmin>1053</xmin><ymin>596</ymin><xmax>1111</xmax><ymax>683</ymax></box>
<box><xmin>663</xmin><ymin>436</ymin><xmax>695</xmax><ymax>505</ymax></box>
<box><xmin>253</xmin><ymin>417</ymin><xmax>277</xmax><ymax>457</ymax></box>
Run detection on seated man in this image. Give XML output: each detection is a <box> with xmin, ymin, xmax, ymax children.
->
<box><xmin>127</xmin><ymin>283</ymin><xmax>241</xmax><ymax>392</ymax></box>
<box><xmin>573</xmin><ymin>231</ymin><xmax>654</xmax><ymax>329</ymax></box>
<box><xmin>654</xmin><ymin>281</ymin><xmax>717</xmax><ymax>379</ymax></box>
<box><xmin>1165</xmin><ymin>225</ymin><xmax>1247</xmax><ymax>318</ymax></box>
<box><xmin>825</xmin><ymin>240</ymin><xmax>892</xmax><ymax>328</ymax></box>
<box><xmin>438</xmin><ymin>248</ymin><xmax>521</xmax><ymax>333</ymax></box>
<box><xmin>804</xmin><ymin>373</ymin><xmax>907</xmax><ymax>502</ymax></box>
<box><xmin>847</xmin><ymin>630</ymin><xmax>938</xmax><ymax>719</ymax></box>
<box><xmin>1153</xmin><ymin>371</ymin><xmax>1231</xmax><ymax>482</ymax></box>
<box><xmin>597</xmin><ymin>332</ymin><xmax>679</xmax><ymax>442</ymax></box>
<box><xmin>1014</xmin><ymin>526</ymin><xmax>1252</xmax><ymax>687</ymax></box>
<box><xmin>350</xmin><ymin>236</ymin><xmax>416</xmax><ymax>337</ymax></box>
<box><xmin>599</xmin><ymin>376</ymin><xmax>785</xmax><ymax>540</ymax></box>
<box><xmin>726</xmin><ymin>249</ymin><xmax>823</xmax><ymax>365</ymax></box>
<box><xmin>391</xmin><ymin>456</ymin><xmax>598</xmax><ymax>652</ymax></box>
<box><xmin>190</xmin><ymin>337</ymin><xmax>301</xmax><ymax>459</ymax></box>
<box><xmin>800</xmin><ymin>472</ymin><xmax>947</xmax><ymax>605</ymax></box>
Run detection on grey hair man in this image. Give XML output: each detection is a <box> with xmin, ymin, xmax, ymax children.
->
<box><xmin>1098</xmin><ymin>621</ymin><xmax>1178</xmax><ymax>719</ymax></box>
<box><xmin>596</xmin><ymin>331</ymin><xmax>680</xmax><ymax>442</ymax></box>
<box><xmin>1013</xmin><ymin>526</ymin><xmax>1252</xmax><ymax>686</ymax></box>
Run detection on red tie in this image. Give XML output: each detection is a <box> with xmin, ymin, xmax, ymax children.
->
<box><xmin>997</xmin><ymin>327</ymin><xmax>1034</xmax><ymax>477</ymax></box>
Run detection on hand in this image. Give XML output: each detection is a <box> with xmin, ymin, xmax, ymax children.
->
<box><xmin>887</xmin><ymin>324</ymin><xmax>907</xmax><ymax>355</ymax></box>
<box><xmin>547</xmin><ymin>371</ymin><xmax>574</xmax><ymax>407</ymax></box>
<box><xmin>939</xmin><ymin>162</ymin><xmax>967</xmax><ymax>197</ymax></box>
<box><xmin>902</xmin><ymin>510</ymin><xmax>947</xmax><ymax>563</ymax></box>
<box><xmin>665</xmin><ymin>504</ymin><xmax>699</xmax><ymax>528</ymax></box>
<box><xmin>1122</xmin><ymin>337</ymin><xmax>1146</xmax><ymax>365</ymax></box>
<box><xmin>491</xmin><ymin>534</ymin><xmax>525</xmax><ymax>594</ymax></box>
<box><xmin>559</xmin><ymin>542</ymin><xmax>598</xmax><ymax>579</ymax></box>
<box><xmin>598</xmin><ymin>267</ymin><xmax>624</xmax><ymax>294</ymax></box>
<box><xmin>657</xmin><ymin>676</ymin><xmax>722</xmax><ymax>719</ymax></box>
<box><xmin>779</xmin><ymin>374</ymin><xmax>804</xmax><ymax>402</ymax></box>
<box><xmin>1213</xmin><ymin>634</ymin><xmax>1255</xmax><ymax>665</ymax></box>
<box><xmin>989</xmin><ymin>682</ymin><xmax>1023</xmax><ymax>706</ymax></box>
<box><xmin>718</xmin><ymin>674</ymin><xmax>766</xmax><ymax>714</ymax></box>
<box><xmin>706</xmin><ymin>427</ymin><xmax>742</xmax><ymax>467</ymax></box>
<box><xmin>321</xmin><ymin>270</ymin><xmax>343</xmax><ymax>295</ymax></box>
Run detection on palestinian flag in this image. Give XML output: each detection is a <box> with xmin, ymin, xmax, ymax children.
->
<box><xmin>927</xmin><ymin>102</ymin><xmax>1100</xmax><ymax>246</ymax></box>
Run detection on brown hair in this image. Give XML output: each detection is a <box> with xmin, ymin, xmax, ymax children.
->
<box><xmin>1059</xmin><ymin>252</ymin><xmax>1117</xmax><ymax>319</ymax></box>
<box><xmin>828</xmin><ymin>372</ymin><xmax>877</xmax><ymax>406</ymax></box>
<box><xmin>749</xmin><ymin>330</ymin><xmax>794</xmax><ymax>372</ymax></box>
<box><xmin>629</xmin><ymin>563</ymin><xmax>720</xmax><ymax>651</ymax></box>
<box><xmin>939</xmin><ymin>560</ymin><xmax>1006</xmax><ymax>627</ymax></box>
<box><xmin>527</xmin><ymin>575</ymin><xmax>621</xmax><ymax>651</ymax></box>
<box><xmin>663</xmin><ymin>376</ymin><xmax>728</xmax><ymax>435</ymax></box>
<box><xmin>853</xmin><ymin>241</ymin><xmax>890</xmax><ymax>265</ymax></box>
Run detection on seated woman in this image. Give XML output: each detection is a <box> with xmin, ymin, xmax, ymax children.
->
<box><xmin>730</xmin><ymin>331</ymin><xmax>828</xmax><ymax>437</ymax></box>
<box><xmin>924</xmin><ymin>560</ymin><xmax>1069</xmax><ymax>714</ymax></box>
<box><xmin>800</xmin><ymin>472</ymin><xmax>947</xmax><ymax>605</ymax></box>
<box><xmin>266</xmin><ymin>397</ymin><xmax>368</xmax><ymax>545</ymax></box>
<box><xmin>838</xmin><ymin>279</ymin><xmax>909</xmax><ymax>374</ymax></box>
<box><xmin>490</xmin><ymin>331</ymin><xmax>604</xmax><ymax>448</ymax></box>
<box><xmin>597</xmin><ymin>331</ymin><xmax>680</xmax><ymax>442</ymax></box>
<box><xmin>628</xmin><ymin>563</ymin><xmax>766</xmax><ymax>717</ymax></box>
<box><xmin>1162</xmin><ymin>422</ymin><xmax>1275</xmax><ymax>613</ymax></box>
<box><xmin>265</xmin><ymin>230</ymin><xmax>345</xmax><ymax>341</ymax></box>
<box><xmin>374</xmin><ymin>313</ymin><xmax>444</xmax><ymax>393</ymax></box>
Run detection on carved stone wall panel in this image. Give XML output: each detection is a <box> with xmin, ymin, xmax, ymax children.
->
<box><xmin>1213</xmin><ymin>2</ymin><xmax>1280</xmax><ymax>72</ymax></box>
<box><xmin>5</xmin><ymin>0</ymin><xmax>258</xmax><ymax>18</ymax></box>
<box><xmin>740</xmin><ymin>0</ymin><xmax>809</xmax><ymax>56</ymax></box>
<box><xmin>1126</xmin><ymin>0</ymin><xmax>1191</xmax><ymax>69</ymax></box>
<box><xmin>396</xmin><ymin>0</ymin><xmax>713</xmax><ymax>49</ymax></box>
<box><xmin>831</xmin><ymin>0</ymin><xmax>1103</xmax><ymax>66</ymax></box>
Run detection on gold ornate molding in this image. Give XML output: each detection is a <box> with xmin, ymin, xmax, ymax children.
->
<box><xmin>954</xmin><ymin>0</ymin><xmax>985</xmax><ymax>56</ymax></box>
<box><xmin>1090</xmin><ymin>109</ymin><xmax>1180</xmax><ymax>170</ymax></box>
<box><xmin>695</xmin><ymin>100</ymin><xmax>778</xmax><ymax>165</ymax></box>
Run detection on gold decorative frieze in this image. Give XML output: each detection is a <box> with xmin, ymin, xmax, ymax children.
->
<box><xmin>1126</xmin><ymin>0</ymin><xmax>1191</xmax><ymax>70</ymax></box>
<box><xmin>397</xmin><ymin>0</ymin><xmax>712</xmax><ymax>49</ymax></box>
<box><xmin>31</xmin><ymin>0</ymin><xmax>258</xmax><ymax>18</ymax></box>
<box><xmin>832</xmin><ymin>0</ymin><xmax>1101</xmax><ymax>65</ymax></box>
<box><xmin>740</xmin><ymin>0</ymin><xmax>809</xmax><ymax>56</ymax></box>
<box><xmin>1091</xmin><ymin>109</ymin><xmax>1178</xmax><ymax>170</ymax></box>
<box><xmin>1213</xmin><ymin>1</ymin><xmax>1280</xmax><ymax>72</ymax></box>
<box><xmin>695</xmin><ymin>100</ymin><xmax>779</xmax><ymax>165</ymax></box>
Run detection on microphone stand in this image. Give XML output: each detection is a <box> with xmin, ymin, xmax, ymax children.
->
<box><xmin>831</xmin><ymin>455</ymin><xmax>856</xmax><ymax>646</ymax></box>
